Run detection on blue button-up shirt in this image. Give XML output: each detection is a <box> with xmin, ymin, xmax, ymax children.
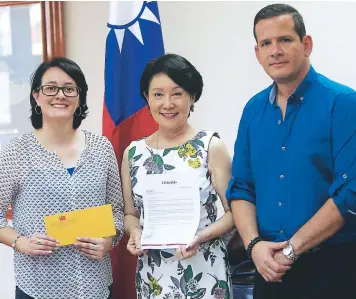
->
<box><xmin>226</xmin><ymin>66</ymin><xmax>356</xmax><ymax>243</ymax></box>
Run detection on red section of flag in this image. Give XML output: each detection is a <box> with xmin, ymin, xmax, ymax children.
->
<box><xmin>103</xmin><ymin>100</ymin><xmax>158</xmax><ymax>299</ymax></box>
<box><xmin>103</xmin><ymin>102</ymin><xmax>158</xmax><ymax>165</ymax></box>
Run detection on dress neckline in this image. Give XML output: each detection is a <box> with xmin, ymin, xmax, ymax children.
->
<box><xmin>143</xmin><ymin>130</ymin><xmax>204</xmax><ymax>151</ymax></box>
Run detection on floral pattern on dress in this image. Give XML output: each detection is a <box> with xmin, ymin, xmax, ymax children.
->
<box><xmin>128</xmin><ymin>131</ymin><xmax>232</xmax><ymax>299</ymax></box>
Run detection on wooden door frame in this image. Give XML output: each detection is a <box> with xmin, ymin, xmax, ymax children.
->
<box><xmin>0</xmin><ymin>1</ymin><xmax>65</xmax><ymax>60</ymax></box>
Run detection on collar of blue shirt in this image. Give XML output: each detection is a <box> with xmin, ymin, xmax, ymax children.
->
<box><xmin>269</xmin><ymin>65</ymin><xmax>318</xmax><ymax>105</ymax></box>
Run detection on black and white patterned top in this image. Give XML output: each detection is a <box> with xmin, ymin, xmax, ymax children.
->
<box><xmin>0</xmin><ymin>131</ymin><xmax>124</xmax><ymax>299</ymax></box>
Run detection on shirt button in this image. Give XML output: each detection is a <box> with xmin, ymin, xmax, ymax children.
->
<box><xmin>300</xmin><ymin>96</ymin><xmax>304</xmax><ymax>101</ymax></box>
<box><xmin>278</xmin><ymin>120</ymin><xmax>282</xmax><ymax>125</ymax></box>
<box><xmin>280</xmin><ymin>230</ymin><xmax>284</xmax><ymax>234</ymax></box>
<box><xmin>282</xmin><ymin>146</ymin><xmax>286</xmax><ymax>151</ymax></box>
<box><xmin>278</xmin><ymin>202</ymin><xmax>282</xmax><ymax>207</ymax></box>
<box><xmin>343</xmin><ymin>174</ymin><xmax>347</xmax><ymax>179</ymax></box>
<box><xmin>280</xmin><ymin>174</ymin><xmax>285</xmax><ymax>179</ymax></box>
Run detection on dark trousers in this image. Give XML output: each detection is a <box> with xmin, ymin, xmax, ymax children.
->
<box><xmin>15</xmin><ymin>285</ymin><xmax>113</xmax><ymax>299</ymax></box>
<box><xmin>253</xmin><ymin>241</ymin><xmax>356</xmax><ymax>299</ymax></box>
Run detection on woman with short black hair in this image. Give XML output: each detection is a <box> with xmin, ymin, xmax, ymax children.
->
<box><xmin>123</xmin><ymin>54</ymin><xmax>234</xmax><ymax>299</ymax></box>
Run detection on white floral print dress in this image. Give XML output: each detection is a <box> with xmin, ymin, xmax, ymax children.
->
<box><xmin>128</xmin><ymin>131</ymin><xmax>232</xmax><ymax>299</ymax></box>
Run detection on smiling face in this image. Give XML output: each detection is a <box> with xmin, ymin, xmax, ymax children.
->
<box><xmin>254</xmin><ymin>14</ymin><xmax>312</xmax><ymax>84</ymax></box>
<box><xmin>32</xmin><ymin>67</ymin><xmax>80</xmax><ymax>123</ymax></box>
<box><xmin>146</xmin><ymin>73</ymin><xmax>194</xmax><ymax>131</ymax></box>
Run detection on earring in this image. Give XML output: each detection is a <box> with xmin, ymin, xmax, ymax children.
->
<box><xmin>190</xmin><ymin>105</ymin><xmax>195</xmax><ymax>112</ymax></box>
<box><xmin>74</xmin><ymin>106</ymin><xmax>82</xmax><ymax>116</ymax></box>
<box><xmin>35</xmin><ymin>104</ymin><xmax>42</xmax><ymax>115</ymax></box>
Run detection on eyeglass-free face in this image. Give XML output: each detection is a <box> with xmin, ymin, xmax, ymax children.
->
<box><xmin>146</xmin><ymin>73</ymin><xmax>194</xmax><ymax>131</ymax></box>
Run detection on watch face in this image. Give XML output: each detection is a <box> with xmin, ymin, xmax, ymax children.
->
<box><xmin>283</xmin><ymin>245</ymin><xmax>292</xmax><ymax>256</ymax></box>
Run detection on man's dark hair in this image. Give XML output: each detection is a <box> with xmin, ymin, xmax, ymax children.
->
<box><xmin>253</xmin><ymin>4</ymin><xmax>306</xmax><ymax>41</ymax></box>
<box><xmin>30</xmin><ymin>57</ymin><xmax>88</xmax><ymax>129</ymax></box>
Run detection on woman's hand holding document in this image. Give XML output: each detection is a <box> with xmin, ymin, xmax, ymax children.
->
<box><xmin>140</xmin><ymin>174</ymin><xmax>200</xmax><ymax>250</ymax></box>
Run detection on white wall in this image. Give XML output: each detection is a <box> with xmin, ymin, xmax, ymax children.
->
<box><xmin>65</xmin><ymin>1</ymin><xmax>356</xmax><ymax>155</ymax></box>
<box><xmin>0</xmin><ymin>240</ymin><xmax>15</xmax><ymax>299</ymax></box>
<box><xmin>64</xmin><ymin>1</ymin><xmax>109</xmax><ymax>134</ymax></box>
<box><xmin>0</xmin><ymin>221</ymin><xmax>14</xmax><ymax>299</ymax></box>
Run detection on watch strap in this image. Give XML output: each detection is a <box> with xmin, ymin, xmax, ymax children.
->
<box><xmin>285</xmin><ymin>240</ymin><xmax>299</xmax><ymax>261</ymax></box>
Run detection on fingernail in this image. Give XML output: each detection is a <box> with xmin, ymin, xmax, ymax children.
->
<box><xmin>48</xmin><ymin>251</ymin><xmax>53</xmax><ymax>254</ymax></box>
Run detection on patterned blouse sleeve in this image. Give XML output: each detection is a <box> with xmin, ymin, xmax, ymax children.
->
<box><xmin>104</xmin><ymin>138</ymin><xmax>125</xmax><ymax>243</ymax></box>
<box><xmin>0</xmin><ymin>139</ymin><xmax>19</xmax><ymax>228</ymax></box>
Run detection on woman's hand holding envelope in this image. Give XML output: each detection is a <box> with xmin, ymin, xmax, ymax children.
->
<box><xmin>16</xmin><ymin>232</ymin><xmax>59</xmax><ymax>256</ymax></box>
<box><xmin>74</xmin><ymin>236</ymin><xmax>113</xmax><ymax>260</ymax></box>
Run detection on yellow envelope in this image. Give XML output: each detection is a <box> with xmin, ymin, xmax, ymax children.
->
<box><xmin>44</xmin><ymin>204</ymin><xmax>116</xmax><ymax>246</ymax></box>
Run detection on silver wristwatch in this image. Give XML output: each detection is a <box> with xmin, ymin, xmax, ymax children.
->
<box><xmin>282</xmin><ymin>241</ymin><xmax>299</xmax><ymax>261</ymax></box>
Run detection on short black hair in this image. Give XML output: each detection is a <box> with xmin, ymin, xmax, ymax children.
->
<box><xmin>30</xmin><ymin>57</ymin><xmax>88</xmax><ymax>129</ymax></box>
<box><xmin>140</xmin><ymin>53</ymin><xmax>203</xmax><ymax>104</ymax></box>
<box><xmin>253</xmin><ymin>4</ymin><xmax>306</xmax><ymax>42</ymax></box>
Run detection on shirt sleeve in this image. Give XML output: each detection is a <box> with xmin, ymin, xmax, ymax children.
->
<box><xmin>329</xmin><ymin>92</ymin><xmax>356</xmax><ymax>217</ymax></box>
<box><xmin>226</xmin><ymin>103</ymin><xmax>256</xmax><ymax>206</ymax></box>
<box><xmin>104</xmin><ymin>138</ymin><xmax>125</xmax><ymax>244</ymax></box>
<box><xmin>0</xmin><ymin>139</ymin><xmax>19</xmax><ymax>228</ymax></box>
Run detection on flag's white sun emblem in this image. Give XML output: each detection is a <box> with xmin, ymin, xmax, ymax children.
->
<box><xmin>107</xmin><ymin>1</ymin><xmax>161</xmax><ymax>52</ymax></box>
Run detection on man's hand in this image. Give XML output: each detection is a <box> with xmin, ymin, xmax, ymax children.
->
<box><xmin>251</xmin><ymin>241</ymin><xmax>291</xmax><ymax>282</ymax></box>
<box><xmin>274</xmin><ymin>250</ymin><xmax>294</xmax><ymax>267</ymax></box>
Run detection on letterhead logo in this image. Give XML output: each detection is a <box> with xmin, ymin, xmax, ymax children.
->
<box><xmin>162</xmin><ymin>180</ymin><xmax>177</xmax><ymax>185</ymax></box>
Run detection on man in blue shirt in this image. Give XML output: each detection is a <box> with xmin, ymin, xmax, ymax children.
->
<box><xmin>227</xmin><ymin>3</ymin><xmax>356</xmax><ymax>299</ymax></box>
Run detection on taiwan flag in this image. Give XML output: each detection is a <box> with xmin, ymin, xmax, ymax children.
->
<box><xmin>103</xmin><ymin>1</ymin><xmax>164</xmax><ymax>298</ymax></box>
